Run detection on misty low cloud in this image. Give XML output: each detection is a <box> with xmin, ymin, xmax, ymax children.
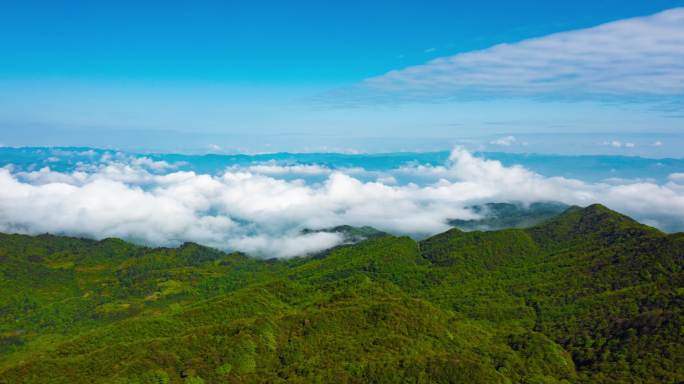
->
<box><xmin>1</xmin><ymin>148</ymin><xmax>684</xmax><ymax>258</ymax></box>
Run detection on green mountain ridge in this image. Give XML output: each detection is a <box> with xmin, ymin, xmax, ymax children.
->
<box><xmin>0</xmin><ymin>204</ymin><xmax>682</xmax><ymax>383</ymax></box>
<box><xmin>449</xmin><ymin>202</ymin><xmax>570</xmax><ymax>232</ymax></box>
<box><xmin>301</xmin><ymin>225</ymin><xmax>389</xmax><ymax>245</ymax></box>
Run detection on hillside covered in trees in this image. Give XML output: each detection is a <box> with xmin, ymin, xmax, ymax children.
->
<box><xmin>0</xmin><ymin>204</ymin><xmax>682</xmax><ymax>383</ymax></box>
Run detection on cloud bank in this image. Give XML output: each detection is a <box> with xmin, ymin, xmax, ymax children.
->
<box><xmin>1</xmin><ymin>148</ymin><xmax>684</xmax><ymax>258</ymax></box>
<box><xmin>331</xmin><ymin>8</ymin><xmax>684</xmax><ymax>104</ymax></box>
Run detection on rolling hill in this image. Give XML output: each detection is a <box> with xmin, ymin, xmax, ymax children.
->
<box><xmin>0</xmin><ymin>204</ymin><xmax>682</xmax><ymax>383</ymax></box>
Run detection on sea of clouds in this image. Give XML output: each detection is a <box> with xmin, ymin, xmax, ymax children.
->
<box><xmin>1</xmin><ymin>147</ymin><xmax>684</xmax><ymax>258</ymax></box>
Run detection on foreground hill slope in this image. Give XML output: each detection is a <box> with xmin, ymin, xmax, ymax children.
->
<box><xmin>0</xmin><ymin>205</ymin><xmax>682</xmax><ymax>383</ymax></box>
<box><xmin>421</xmin><ymin>204</ymin><xmax>684</xmax><ymax>382</ymax></box>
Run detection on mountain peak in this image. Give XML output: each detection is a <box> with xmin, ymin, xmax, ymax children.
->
<box><xmin>581</xmin><ymin>203</ymin><xmax>614</xmax><ymax>215</ymax></box>
<box><xmin>529</xmin><ymin>203</ymin><xmax>661</xmax><ymax>245</ymax></box>
<box><xmin>575</xmin><ymin>203</ymin><xmax>637</xmax><ymax>229</ymax></box>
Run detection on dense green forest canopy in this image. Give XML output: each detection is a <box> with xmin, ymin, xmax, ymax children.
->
<box><xmin>0</xmin><ymin>204</ymin><xmax>682</xmax><ymax>383</ymax></box>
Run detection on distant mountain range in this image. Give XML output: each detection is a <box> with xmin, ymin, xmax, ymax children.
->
<box><xmin>3</xmin><ymin>146</ymin><xmax>684</xmax><ymax>183</ymax></box>
<box><xmin>0</xmin><ymin>204</ymin><xmax>682</xmax><ymax>383</ymax></box>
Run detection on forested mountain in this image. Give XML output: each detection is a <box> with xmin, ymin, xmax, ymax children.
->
<box><xmin>449</xmin><ymin>201</ymin><xmax>569</xmax><ymax>231</ymax></box>
<box><xmin>0</xmin><ymin>204</ymin><xmax>682</xmax><ymax>383</ymax></box>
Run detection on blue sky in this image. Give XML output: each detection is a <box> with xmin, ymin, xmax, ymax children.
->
<box><xmin>1</xmin><ymin>0</ymin><xmax>683</xmax><ymax>154</ymax></box>
<box><xmin>2</xmin><ymin>2</ymin><xmax>684</xmax><ymax>251</ymax></box>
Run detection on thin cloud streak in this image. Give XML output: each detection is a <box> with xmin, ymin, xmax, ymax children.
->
<box><xmin>327</xmin><ymin>8</ymin><xmax>684</xmax><ymax>105</ymax></box>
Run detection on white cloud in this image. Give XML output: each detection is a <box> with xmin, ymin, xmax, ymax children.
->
<box><xmin>654</xmin><ymin>140</ymin><xmax>663</xmax><ymax>146</ymax></box>
<box><xmin>240</xmin><ymin>162</ymin><xmax>334</xmax><ymax>176</ymax></box>
<box><xmin>130</xmin><ymin>157</ymin><xmax>176</xmax><ymax>171</ymax></box>
<box><xmin>603</xmin><ymin>140</ymin><xmax>636</xmax><ymax>149</ymax></box>
<box><xmin>669</xmin><ymin>173</ymin><xmax>684</xmax><ymax>183</ymax></box>
<box><xmin>230</xmin><ymin>232</ymin><xmax>343</xmax><ymax>259</ymax></box>
<box><xmin>376</xmin><ymin>175</ymin><xmax>397</xmax><ymax>185</ymax></box>
<box><xmin>345</xmin><ymin>8</ymin><xmax>684</xmax><ymax>103</ymax></box>
<box><xmin>490</xmin><ymin>135</ymin><xmax>517</xmax><ymax>146</ymax></box>
<box><xmin>1</xmin><ymin>148</ymin><xmax>684</xmax><ymax>258</ymax></box>
<box><xmin>229</xmin><ymin>162</ymin><xmax>372</xmax><ymax>179</ymax></box>
<box><xmin>603</xmin><ymin>140</ymin><xmax>625</xmax><ymax>148</ymax></box>
<box><xmin>51</xmin><ymin>149</ymin><xmax>98</xmax><ymax>158</ymax></box>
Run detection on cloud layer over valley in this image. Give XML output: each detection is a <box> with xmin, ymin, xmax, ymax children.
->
<box><xmin>2</xmin><ymin>148</ymin><xmax>684</xmax><ymax>258</ymax></box>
